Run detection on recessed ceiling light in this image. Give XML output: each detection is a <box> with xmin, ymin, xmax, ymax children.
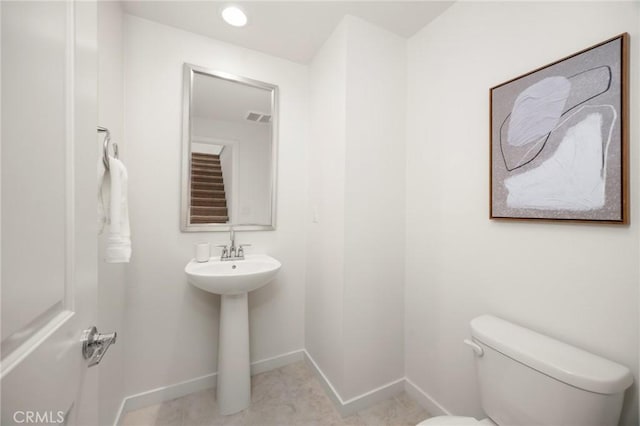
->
<box><xmin>221</xmin><ymin>6</ymin><xmax>247</xmax><ymax>27</ymax></box>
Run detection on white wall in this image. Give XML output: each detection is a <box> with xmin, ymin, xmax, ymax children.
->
<box><xmin>342</xmin><ymin>16</ymin><xmax>406</xmax><ymax>399</ymax></box>
<box><xmin>122</xmin><ymin>15</ymin><xmax>308</xmax><ymax>397</ymax></box>
<box><xmin>306</xmin><ymin>15</ymin><xmax>406</xmax><ymax>402</ymax></box>
<box><xmin>405</xmin><ymin>2</ymin><xmax>639</xmax><ymax>425</ymax></box>
<box><xmin>97</xmin><ymin>2</ymin><xmax>126</xmax><ymax>425</ymax></box>
<box><xmin>219</xmin><ymin>145</ymin><xmax>235</xmax><ymax>222</ymax></box>
<box><xmin>306</xmin><ymin>18</ymin><xmax>348</xmax><ymax>397</ymax></box>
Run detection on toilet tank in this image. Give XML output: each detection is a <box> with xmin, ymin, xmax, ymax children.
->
<box><xmin>470</xmin><ymin>315</ymin><xmax>633</xmax><ymax>426</ymax></box>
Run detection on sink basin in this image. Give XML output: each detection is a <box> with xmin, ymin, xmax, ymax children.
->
<box><xmin>185</xmin><ymin>253</ymin><xmax>281</xmax><ymax>415</ymax></box>
<box><xmin>185</xmin><ymin>254</ymin><xmax>281</xmax><ymax>295</ymax></box>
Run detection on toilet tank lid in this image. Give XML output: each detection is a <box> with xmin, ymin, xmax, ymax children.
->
<box><xmin>470</xmin><ymin>315</ymin><xmax>633</xmax><ymax>394</ymax></box>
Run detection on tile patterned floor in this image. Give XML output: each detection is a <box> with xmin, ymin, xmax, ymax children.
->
<box><xmin>121</xmin><ymin>361</ymin><xmax>430</xmax><ymax>426</ymax></box>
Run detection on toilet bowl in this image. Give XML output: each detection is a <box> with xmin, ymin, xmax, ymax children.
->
<box><xmin>415</xmin><ymin>315</ymin><xmax>633</xmax><ymax>426</ymax></box>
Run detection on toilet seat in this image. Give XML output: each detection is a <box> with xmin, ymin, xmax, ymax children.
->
<box><xmin>417</xmin><ymin>416</ymin><xmax>497</xmax><ymax>426</ymax></box>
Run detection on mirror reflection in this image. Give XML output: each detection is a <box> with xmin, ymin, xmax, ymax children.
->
<box><xmin>182</xmin><ymin>64</ymin><xmax>278</xmax><ymax>231</ymax></box>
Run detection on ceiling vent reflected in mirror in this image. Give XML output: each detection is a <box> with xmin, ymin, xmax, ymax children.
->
<box><xmin>246</xmin><ymin>111</ymin><xmax>272</xmax><ymax>124</ymax></box>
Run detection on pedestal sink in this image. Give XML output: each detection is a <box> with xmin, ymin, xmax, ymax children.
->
<box><xmin>185</xmin><ymin>254</ymin><xmax>281</xmax><ymax>415</ymax></box>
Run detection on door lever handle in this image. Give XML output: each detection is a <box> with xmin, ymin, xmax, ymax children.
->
<box><xmin>82</xmin><ymin>326</ymin><xmax>117</xmax><ymax>367</ymax></box>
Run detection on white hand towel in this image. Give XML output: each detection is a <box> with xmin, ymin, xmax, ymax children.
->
<box><xmin>98</xmin><ymin>159</ymin><xmax>109</xmax><ymax>234</ymax></box>
<box><xmin>104</xmin><ymin>156</ymin><xmax>132</xmax><ymax>263</ymax></box>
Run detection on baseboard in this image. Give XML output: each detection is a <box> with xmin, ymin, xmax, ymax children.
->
<box><xmin>115</xmin><ymin>349</ymin><xmax>449</xmax><ymax>425</ymax></box>
<box><xmin>404</xmin><ymin>377</ymin><xmax>452</xmax><ymax>417</ymax></box>
<box><xmin>251</xmin><ymin>348</ymin><xmax>304</xmax><ymax>375</ymax></box>
<box><xmin>302</xmin><ymin>350</ymin><xmax>345</xmax><ymax>410</ymax></box>
<box><xmin>115</xmin><ymin>349</ymin><xmax>305</xmax><ymax>424</ymax></box>
<box><xmin>120</xmin><ymin>372</ymin><xmax>218</xmax><ymax>415</ymax></box>
<box><xmin>303</xmin><ymin>350</ymin><xmax>405</xmax><ymax>417</ymax></box>
<box><xmin>112</xmin><ymin>397</ymin><xmax>127</xmax><ymax>426</ymax></box>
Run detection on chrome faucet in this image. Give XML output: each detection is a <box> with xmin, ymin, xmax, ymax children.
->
<box><xmin>229</xmin><ymin>227</ymin><xmax>237</xmax><ymax>258</ymax></box>
<box><xmin>218</xmin><ymin>227</ymin><xmax>250</xmax><ymax>261</ymax></box>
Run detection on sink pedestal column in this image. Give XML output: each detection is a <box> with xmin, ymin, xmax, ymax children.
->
<box><xmin>217</xmin><ymin>293</ymin><xmax>251</xmax><ymax>415</ymax></box>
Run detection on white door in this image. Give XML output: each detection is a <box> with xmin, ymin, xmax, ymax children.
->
<box><xmin>1</xmin><ymin>1</ymin><xmax>100</xmax><ymax>425</ymax></box>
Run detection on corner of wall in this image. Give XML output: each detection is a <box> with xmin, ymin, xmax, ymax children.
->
<box><xmin>305</xmin><ymin>13</ymin><xmax>348</xmax><ymax>397</ymax></box>
<box><xmin>307</xmin><ymin>12</ymin><xmax>407</xmax><ymax>402</ymax></box>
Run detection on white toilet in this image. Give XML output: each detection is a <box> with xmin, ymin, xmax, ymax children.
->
<box><xmin>418</xmin><ymin>315</ymin><xmax>633</xmax><ymax>426</ymax></box>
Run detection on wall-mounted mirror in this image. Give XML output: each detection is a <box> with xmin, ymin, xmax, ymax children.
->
<box><xmin>181</xmin><ymin>64</ymin><xmax>278</xmax><ymax>231</ymax></box>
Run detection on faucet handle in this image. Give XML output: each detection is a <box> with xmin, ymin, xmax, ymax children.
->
<box><xmin>216</xmin><ymin>245</ymin><xmax>229</xmax><ymax>259</ymax></box>
<box><xmin>237</xmin><ymin>244</ymin><xmax>251</xmax><ymax>257</ymax></box>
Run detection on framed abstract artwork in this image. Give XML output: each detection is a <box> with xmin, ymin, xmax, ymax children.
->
<box><xmin>490</xmin><ymin>33</ymin><xmax>629</xmax><ymax>223</ymax></box>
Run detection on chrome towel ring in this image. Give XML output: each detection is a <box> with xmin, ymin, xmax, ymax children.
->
<box><xmin>97</xmin><ymin>126</ymin><xmax>119</xmax><ymax>170</ymax></box>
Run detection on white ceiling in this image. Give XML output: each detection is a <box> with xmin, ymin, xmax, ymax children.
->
<box><xmin>121</xmin><ymin>1</ymin><xmax>454</xmax><ymax>64</ymax></box>
<box><xmin>192</xmin><ymin>71</ymin><xmax>272</xmax><ymax>123</ymax></box>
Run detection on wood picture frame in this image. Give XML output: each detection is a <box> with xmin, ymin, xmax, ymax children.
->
<box><xmin>490</xmin><ymin>33</ymin><xmax>629</xmax><ymax>224</ymax></box>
